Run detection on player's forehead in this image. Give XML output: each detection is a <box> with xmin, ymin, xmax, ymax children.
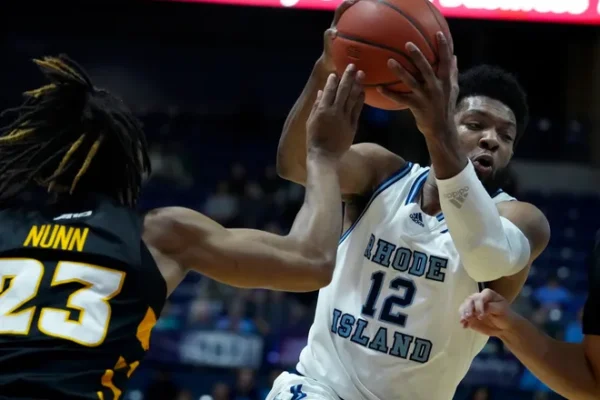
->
<box><xmin>457</xmin><ymin>96</ymin><xmax>516</xmax><ymax>126</ymax></box>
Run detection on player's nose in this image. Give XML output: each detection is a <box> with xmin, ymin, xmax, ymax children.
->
<box><xmin>478</xmin><ymin>130</ymin><xmax>500</xmax><ymax>152</ymax></box>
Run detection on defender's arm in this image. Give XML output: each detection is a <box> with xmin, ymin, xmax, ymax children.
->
<box><xmin>144</xmin><ymin>152</ymin><xmax>341</xmax><ymax>292</ymax></box>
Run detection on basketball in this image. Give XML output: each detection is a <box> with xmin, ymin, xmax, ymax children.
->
<box><xmin>331</xmin><ymin>0</ymin><xmax>453</xmax><ymax>110</ymax></box>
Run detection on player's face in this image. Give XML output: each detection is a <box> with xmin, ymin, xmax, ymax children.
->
<box><xmin>454</xmin><ymin>96</ymin><xmax>517</xmax><ymax>183</ymax></box>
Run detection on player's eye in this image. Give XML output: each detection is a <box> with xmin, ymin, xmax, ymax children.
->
<box><xmin>465</xmin><ymin>122</ymin><xmax>482</xmax><ymax>131</ymax></box>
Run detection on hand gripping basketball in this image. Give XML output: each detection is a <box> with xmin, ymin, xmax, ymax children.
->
<box><xmin>306</xmin><ymin>64</ymin><xmax>365</xmax><ymax>159</ymax></box>
<box><xmin>318</xmin><ymin>0</ymin><xmax>360</xmax><ymax>73</ymax></box>
<box><xmin>378</xmin><ymin>32</ymin><xmax>459</xmax><ymax>138</ymax></box>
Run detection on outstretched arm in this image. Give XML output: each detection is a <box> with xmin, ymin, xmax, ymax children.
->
<box><xmin>460</xmin><ymin>290</ymin><xmax>600</xmax><ymax>400</ymax></box>
<box><xmin>501</xmin><ymin>316</ymin><xmax>600</xmax><ymax>400</ymax></box>
<box><xmin>460</xmin><ymin>233</ymin><xmax>600</xmax><ymax>399</ymax></box>
<box><xmin>277</xmin><ymin>1</ymin><xmax>405</xmax><ymax>196</ymax></box>
<box><xmin>144</xmin><ymin>65</ymin><xmax>365</xmax><ymax>292</ymax></box>
<box><xmin>144</xmin><ymin>153</ymin><xmax>340</xmax><ymax>292</ymax></box>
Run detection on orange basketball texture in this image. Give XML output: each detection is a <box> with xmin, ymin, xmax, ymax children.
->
<box><xmin>331</xmin><ymin>0</ymin><xmax>453</xmax><ymax>110</ymax></box>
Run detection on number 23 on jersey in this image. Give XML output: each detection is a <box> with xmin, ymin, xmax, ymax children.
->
<box><xmin>0</xmin><ymin>258</ymin><xmax>125</xmax><ymax>347</ymax></box>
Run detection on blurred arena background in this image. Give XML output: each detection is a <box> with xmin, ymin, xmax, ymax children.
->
<box><xmin>2</xmin><ymin>1</ymin><xmax>600</xmax><ymax>399</ymax></box>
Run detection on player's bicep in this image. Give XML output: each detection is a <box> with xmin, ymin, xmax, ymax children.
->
<box><xmin>489</xmin><ymin>202</ymin><xmax>549</xmax><ymax>302</ymax></box>
<box><xmin>584</xmin><ymin>335</ymin><xmax>600</xmax><ymax>390</ymax></box>
<box><xmin>195</xmin><ymin>228</ymin><xmax>334</xmax><ymax>292</ymax></box>
<box><xmin>497</xmin><ymin>201</ymin><xmax>550</xmax><ymax>263</ymax></box>
<box><xmin>286</xmin><ymin>142</ymin><xmax>405</xmax><ymax>196</ymax></box>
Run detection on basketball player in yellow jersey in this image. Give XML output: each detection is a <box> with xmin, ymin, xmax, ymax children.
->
<box><xmin>0</xmin><ymin>54</ymin><xmax>364</xmax><ymax>400</ymax></box>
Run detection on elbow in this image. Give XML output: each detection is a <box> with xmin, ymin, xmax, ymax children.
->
<box><xmin>275</xmin><ymin>151</ymin><xmax>292</xmax><ymax>179</ymax></box>
<box><xmin>276</xmin><ymin>148</ymin><xmax>305</xmax><ymax>183</ymax></box>
<box><xmin>461</xmin><ymin>246</ymin><xmax>523</xmax><ymax>283</ymax></box>
<box><xmin>303</xmin><ymin>256</ymin><xmax>335</xmax><ymax>290</ymax></box>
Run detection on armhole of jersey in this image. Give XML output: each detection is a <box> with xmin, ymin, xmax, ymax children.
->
<box><xmin>339</xmin><ymin>162</ymin><xmax>414</xmax><ymax>245</ymax></box>
<box><xmin>492</xmin><ymin>189</ymin><xmax>517</xmax><ymax>202</ymax></box>
<box><xmin>140</xmin><ymin>240</ymin><xmax>168</xmax><ymax>313</ymax></box>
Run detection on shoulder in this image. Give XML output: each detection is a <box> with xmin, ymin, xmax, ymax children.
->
<box><xmin>349</xmin><ymin>143</ymin><xmax>408</xmax><ymax>191</ymax></box>
<box><xmin>497</xmin><ymin>200</ymin><xmax>550</xmax><ymax>256</ymax></box>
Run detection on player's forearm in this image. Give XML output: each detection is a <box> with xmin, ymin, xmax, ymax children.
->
<box><xmin>500</xmin><ymin>314</ymin><xmax>600</xmax><ymax>400</ymax></box>
<box><xmin>428</xmin><ymin>130</ymin><xmax>530</xmax><ymax>281</ymax></box>
<box><xmin>425</xmin><ymin>128</ymin><xmax>468</xmax><ymax>181</ymax></box>
<box><xmin>288</xmin><ymin>150</ymin><xmax>342</xmax><ymax>275</ymax></box>
<box><xmin>277</xmin><ymin>61</ymin><xmax>331</xmax><ymax>183</ymax></box>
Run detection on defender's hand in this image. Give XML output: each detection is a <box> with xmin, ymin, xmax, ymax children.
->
<box><xmin>317</xmin><ymin>0</ymin><xmax>360</xmax><ymax>73</ymax></box>
<box><xmin>378</xmin><ymin>32</ymin><xmax>458</xmax><ymax>138</ymax></box>
<box><xmin>307</xmin><ymin>63</ymin><xmax>365</xmax><ymax>159</ymax></box>
<box><xmin>459</xmin><ymin>288</ymin><xmax>517</xmax><ymax>337</ymax></box>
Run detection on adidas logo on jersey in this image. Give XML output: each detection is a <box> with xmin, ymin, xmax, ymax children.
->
<box><xmin>410</xmin><ymin>212</ymin><xmax>424</xmax><ymax>227</ymax></box>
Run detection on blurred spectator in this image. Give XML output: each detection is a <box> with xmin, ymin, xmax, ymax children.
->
<box><xmin>203</xmin><ymin>181</ymin><xmax>239</xmax><ymax>225</ymax></box>
<box><xmin>188</xmin><ymin>298</ymin><xmax>218</xmax><ymax>330</ymax></box>
<box><xmin>281</xmin><ymin>299</ymin><xmax>311</xmax><ymax>338</ymax></box>
<box><xmin>144</xmin><ymin>371</ymin><xmax>179</xmax><ymax>400</ymax></box>
<box><xmin>247</xmin><ymin>290</ymin><xmax>272</xmax><ymax>335</ymax></box>
<box><xmin>154</xmin><ymin>301</ymin><xmax>182</xmax><ymax>332</ymax></box>
<box><xmin>533</xmin><ymin>278</ymin><xmax>572</xmax><ymax>308</ymax></box>
<box><xmin>261</xmin><ymin>369</ymin><xmax>284</xmax><ymax>399</ymax></box>
<box><xmin>215</xmin><ymin>297</ymin><xmax>257</xmax><ymax>334</ymax></box>
<box><xmin>564</xmin><ymin>307</ymin><xmax>584</xmax><ymax>343</ymax></box>
<box><xmin>519</xmin><ymin>368</ymin><xmax>553</xmax><ymax>394</ymax></box>
<box><xmin>212</xmin><ymin>382</ymin><xmax>231</xmax><ymax>400</ymax></box>
<box><xmin>230</xmin><ymin>369</ymin><xmax>259</xmax><ymax>400</ymax></box>
<box><xmin>261</xmin><ymin>165</ymin><xmax>280</xmax><ymax>196</ymax></box>
<box><xmin>177</xmin><ymin>391</ymin><xmax>195</xmax><ymax>400</ymax></box>
<box><xmin>470</xmin><ymin>387</ymin><xmax>491</xmax><ymax>400</ymax></box>
<box><xmin>148</xmin><ymin>143</ymin><xmax>193</xmax><ymax>188</ymax></box>
<box><xmin>241</xmin><ymin>182</ymin><xmax>266</xmax><ymax>227</ymax></box>
<box><xmin>229</xmin><ymin>163</ymin><xmax>247</xmax><ymax>196</ymax></box>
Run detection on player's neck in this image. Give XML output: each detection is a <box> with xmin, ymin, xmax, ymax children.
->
<box><xmin>419</xmin><ymin>172</ymin><xmax>442</xmax><ymax>216</ymax></box>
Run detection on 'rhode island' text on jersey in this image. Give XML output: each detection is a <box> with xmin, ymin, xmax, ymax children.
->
<box><xmin>297</xmin><ymin>163</ymin><xmax>516</xmax><ymax>400</ymax></box>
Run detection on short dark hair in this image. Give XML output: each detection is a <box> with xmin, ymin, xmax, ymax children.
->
<box><xmin>457</xmin><ymin>64</ymin><xmax>529</xmax><ymax>146</ymax></box>
<box><xmin>0</xmin><ymin>54</ymin><xmax>150</xmax><ymax>207</ymax></box>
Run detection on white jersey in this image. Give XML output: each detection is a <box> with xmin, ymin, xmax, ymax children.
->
<box><xmin>297</xmin><ymin>162</ymin><xmax>516</xmax><ymax>400</ymax></box>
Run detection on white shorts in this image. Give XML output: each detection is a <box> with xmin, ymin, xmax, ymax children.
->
<box><xmin>266</xmin><ymin>372</ymin><xmax>341</xmax><ymax>400</ymax></box>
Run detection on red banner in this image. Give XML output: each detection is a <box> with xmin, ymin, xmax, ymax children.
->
<box><xmin>172</xmin><ymin>0</ymin><xmax>600</xmax><ymax>25</ymax></box>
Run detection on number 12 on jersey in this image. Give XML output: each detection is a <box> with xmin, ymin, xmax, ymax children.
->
<box><xmin>361</xmin><ymin>271</ymin><xmax>416</xmax><ymax>327</ymax></box>
<box><xmin>0</xmin><ymin>258</ymin><xmax>125</xmax><ymax>347</ymax></box>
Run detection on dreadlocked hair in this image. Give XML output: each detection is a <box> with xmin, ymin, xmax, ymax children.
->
<box><xmin>0</xmin><ymin>54</ymin><xmax>150</xmax><ymax>207</ymax></box>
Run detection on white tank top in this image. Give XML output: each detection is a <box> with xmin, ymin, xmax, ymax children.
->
<box><xmin>297</xmin><ymin>162</ymin><xmax>516</xmax><ymax>400</ymax></box>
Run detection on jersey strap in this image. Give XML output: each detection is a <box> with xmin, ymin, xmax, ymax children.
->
<box><xmin>339</xmin><ymin>162</ymin><xmax>413</xmax><ymax>244</ymax></box>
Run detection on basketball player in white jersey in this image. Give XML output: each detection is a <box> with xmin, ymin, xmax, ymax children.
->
<box><xmin>266</xmin><ymin>2</ymin><xmax>551</xmax><ymax>399</ymax></box>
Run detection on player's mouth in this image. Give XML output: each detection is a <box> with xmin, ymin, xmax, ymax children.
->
<box><xmin>472</xmin><ymin>154</ymin><xmax>494</xmax><ymax>176</ymax></box>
